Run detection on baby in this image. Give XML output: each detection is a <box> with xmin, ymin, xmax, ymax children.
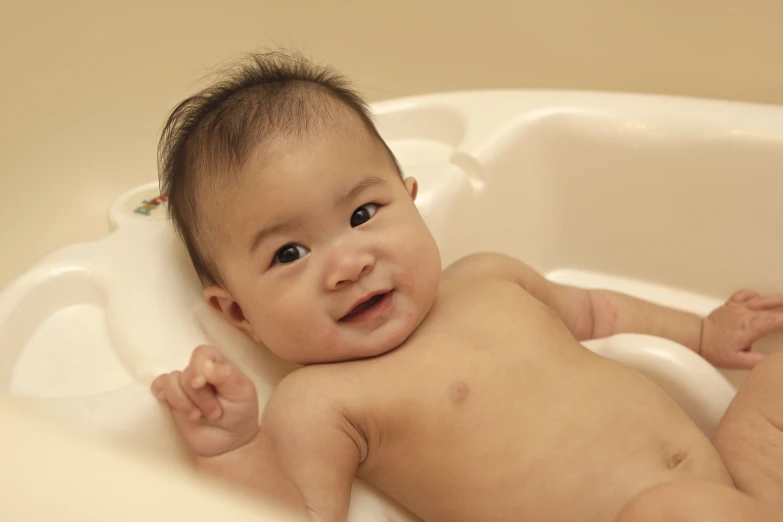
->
<box><xmin>151</xmin><ymin>51</ymin><xmax>783</xmax><ymax>522</ymax></box>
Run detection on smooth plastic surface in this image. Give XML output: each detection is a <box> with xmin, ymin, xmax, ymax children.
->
<box><xmin>2</xmin><ymin>89</ymin><xmax>782</xmax><ymax>521</ymax></box>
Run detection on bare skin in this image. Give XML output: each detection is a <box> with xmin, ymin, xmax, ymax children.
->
<box><xmin>271</xmin><ymin>264</ymin><xmax>734</xmax><ymax>522</ymax></box>
<box><xmin>152</xmin><ymin>104</ymin><xmax>783</xmax><ymax>522</ymax></box>
<box><xmin>616</xmin><ymin>481</ymin><xmax>783</xmax><ymax>522</ymax></box>
<box><xmin>608</xmin><ymin>352</ymin><xmax>783</xmax><ymax>522</ymax></box>
<box><xmin>713</xmin><ymin>351</ymin><xmax>783</xmax><ymax>508</ymax></box>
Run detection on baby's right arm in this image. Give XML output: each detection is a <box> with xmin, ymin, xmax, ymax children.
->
<box><xmin>152</xmin><ymin>346</ymin><xmax>360</xmax><ymax>522</ymax></box>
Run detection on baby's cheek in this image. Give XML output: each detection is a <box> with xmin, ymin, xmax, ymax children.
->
<box><xmin>405</xmin><ymin>236</ymin><xmax>441</xmax><ymax>303</ymax></box>
<box><xmin>289</xmin><ymin>322</ymin><xmax>342</xmax><ymax>364</ymax></box>
<box><xmin>319</xmin><ymin>325</ymin><xmax>343</xmax><ymax>355</ymax></box>
<box><xmin>404</xmin><ymin>235</ymin><xmax>440</xmax><ymax>276</ymax></box>
<box><xmin>246</xmin><ymin>298</ymin><xmax>291</xmax><ymax>338</ymax></box>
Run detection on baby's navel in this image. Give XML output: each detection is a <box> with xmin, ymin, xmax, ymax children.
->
<box><xmin>666</xmin><ymin>450</ymin><xmax>688</xmax><ymax>470</ymax></box>
<box><xmin>449</xmin><ymin>381</ymin><xmax>470</xmax><ymax>405</ymax></box>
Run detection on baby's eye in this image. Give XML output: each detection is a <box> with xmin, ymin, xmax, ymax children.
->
<box><xmin>273</xmin><ymin>244</ymin><xmax>309</xmax><ymax>265</ymax></box>
<box><xmin>350</xmin><ymin>203</ymin><xmax>379</xmax><ymax>228</ymax></box>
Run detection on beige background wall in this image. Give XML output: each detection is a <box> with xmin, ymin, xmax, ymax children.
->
<box><xmin>1</xmin><ymin>0</ymin><xmax>781</xmax><ymax>288</ymax></box>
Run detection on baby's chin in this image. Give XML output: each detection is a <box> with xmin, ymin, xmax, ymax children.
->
<box><xmin>263</xmin><ymin>303</ymin><xmax>430</xmax><ymax>365</ymax></box>
<box><xmin>348</xmin><ymin>318</ymin><xmax>423</xmax><ymax>361</ymax></box>
<box><xmin>272</xmin><ymin>330</ymin><xmax>413</xmax><ymax>365</ymax></box>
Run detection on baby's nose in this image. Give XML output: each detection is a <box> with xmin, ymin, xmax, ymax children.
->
<box><xmin>325</xmin><ymin>250</ymin><xmax>375</xmax><ymax>290</ymax></box>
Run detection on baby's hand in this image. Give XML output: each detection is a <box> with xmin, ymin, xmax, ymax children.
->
<box><xmin>702</xmin><ymin>289</ymin><xmax>783</xmax><ymax>370</ymax></box>
<box><xmin>151</xmin><ymin>345</ymin><xmax>259</xmax><ymax>457</ymax></box>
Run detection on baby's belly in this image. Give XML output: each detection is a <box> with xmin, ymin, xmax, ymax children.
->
<box><xmin>360</xmin><ymin>342</ymin><xmax>732</xmax><ymax>522</ymax></box>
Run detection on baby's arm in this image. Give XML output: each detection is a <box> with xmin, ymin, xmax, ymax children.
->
<box><xmin>565</xmin><ymin>278</ymin><xmax>783</xmax><ymax>370</ymax></box>
<box><xmin>197</xmin><ymin>374</ymin><xmax>361</xmax><ymax>522</ymax></box>
<box><xmin>450</xmin><ymin>253</ymin><xmax>783</xmax><ymax>369</ymax></box>
<box><xmin>152</xmin><ymin>347</ymin><xmax>359</xmax><ymax>522</ymax></box>
<box><xmin>259</xmin><ymin>371</ymin><xmax>364</xmax><ymax>522</ymax></box>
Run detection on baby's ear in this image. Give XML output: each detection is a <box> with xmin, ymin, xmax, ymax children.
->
<box><xmin>404</xmin><ymin>177</ymin><xmax>418</xmax><ymax>201</ymax></box>
<box><xmin>204</xmin><ymin>286</ymin><xmax>257</xmax><ymax>340</ymax></box>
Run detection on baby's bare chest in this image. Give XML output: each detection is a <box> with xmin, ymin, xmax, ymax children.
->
<box><xmin>339</xmin><ymin>282</ymin><xmax>720</xmax><ymax>522</ymax></box>
<box><xmin>392</xmin><ymin>280</ymin><xmax>583</xmax><ymax>373</ymax></box>
<box><xmin>355</xmin><ymin>282</ymin><xmax>601</xmax><ymax>450</ymax></box>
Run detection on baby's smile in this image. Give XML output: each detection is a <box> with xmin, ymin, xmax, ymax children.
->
<box><xmin>340</xmin><ymin>290</ymin><xmax>395</xmax><ymax>323</ymax></box>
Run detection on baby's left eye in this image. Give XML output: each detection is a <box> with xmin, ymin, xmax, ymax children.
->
<box><xmin>350</xmin><ymin>203</ymin><xmax>379</xmax><ymax>228</ymax></box>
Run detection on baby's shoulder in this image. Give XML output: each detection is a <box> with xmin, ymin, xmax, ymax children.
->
<box><xmin>263</xmin><ymin>364</ymin><xmax>364</xmax><ymax>432</ymax></box>
<box><xmin>266</xmin><ymin>364</ymin><xmax>347</xmax><ymax>413</ymax></box>
<box><xmin>262</xmin><ymin>365</ymin><xmax>371</xmax><ymax>465</ymax></box>
<box><xmin>442</xmin><ymin>252</ymin><xmax>525</xmax><ymax>287</ymax></box>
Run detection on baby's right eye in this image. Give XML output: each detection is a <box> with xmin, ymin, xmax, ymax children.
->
<box><xmin>273</xmin><ymin>244</ymin><xmax>310</xmax><ymax>265</ymax></box>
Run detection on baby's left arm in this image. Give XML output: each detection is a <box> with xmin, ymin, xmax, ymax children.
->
<box><xmin>587</xmin><ymin>287</ymin><xmax>783</xmax><ymax>370</ymax></box>
<box><xmin>453</xmin><ymin>253</ymin><xmax>783</xmax><ymax>370</ymax></box>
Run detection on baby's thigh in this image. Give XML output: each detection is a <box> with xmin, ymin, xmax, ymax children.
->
<box><xmin>712</xmin><ymin>352</ymin><xmax>783</xmax><ymax>507</ymax></box>
<box><xmin>615</xmin><ymin>481</ymin><xmax>783</xmax><ymax>522</ymax></box>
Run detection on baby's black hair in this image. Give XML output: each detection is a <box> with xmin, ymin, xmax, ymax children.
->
<box><xmin>158</xmin><ymin>50</ymin><xmax>398</xmax><ymax>287</ymax></box>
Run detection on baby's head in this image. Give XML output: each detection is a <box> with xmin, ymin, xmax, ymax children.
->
<box><xmin>159</xmin><ymin>52</ymin><xmax>441</xmax><ymax>365</ymax></box>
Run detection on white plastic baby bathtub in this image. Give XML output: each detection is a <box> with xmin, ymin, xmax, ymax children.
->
<box><xmin>1</xmin><ymin>89</ymin><xmax>781</xmax><ymax>522</ymax></box>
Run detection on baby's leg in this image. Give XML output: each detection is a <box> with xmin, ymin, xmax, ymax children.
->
<box><xmin>615</xmin><ymin>481</ymin><xmax>783</xmax><ymax>522</ymax></box>
<box><xmin>712</xmin><ymin>352</ymin><xmax>783</xmax><ymax>507</ymax></box>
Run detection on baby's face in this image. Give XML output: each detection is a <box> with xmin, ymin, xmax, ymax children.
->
<box><xmin>207</xmin><ymin>117</ymin><xmax>442</xmax><ymax>364</ymax></box>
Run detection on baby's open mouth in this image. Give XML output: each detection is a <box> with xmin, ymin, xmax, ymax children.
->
<box><xmin>340</xmin><ymin>291</ymin><xmax>393</xmax><ymax>322</ymax></box>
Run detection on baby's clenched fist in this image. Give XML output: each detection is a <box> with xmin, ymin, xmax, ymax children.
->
<box><xmin>152</xmin><ymin>345</ymin><xmax>260</xmax><ymax>457</ymax></box>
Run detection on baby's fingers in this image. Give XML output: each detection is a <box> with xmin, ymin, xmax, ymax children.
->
<box><xmin>747</xmin><ymin>294</ymin><xmax>783</xmax><ymax>311</ymax></box>
<box><xmin>749</xmin><ymin>312</ymin><xmax>783</xmax><ymax>337</ymax></box>
<box><xmin>182</xmin><ymin>346</ymin><xmax>226</xmax><ymax>421</ymax></box>
<box><xmin>730</xmin><ymin>289</ymin><xmax>760</xmax><ymax>303</ymax></box>
<box><xmin>179</xmin><ymin>369</ymin><xmax>223</xmax><ymax>422</ymax></box>
<box><xmin>727</xmin><ymin>350</ymin><xmax>771</xmax><ymax>371</ymax></box>
<box><xmin>202</xmin><ymin>359</ymin><xmax>256</xmax><ymax>403</ymax></box>
<box><xmin>187</xmin><ymin>345</ymin><xmax>227</xmax><ymax>387</ymax></box>
<box><xmin>152</xmin><ymin>372</ymin><xmax>202</xmax><ymax>421</ymax></box>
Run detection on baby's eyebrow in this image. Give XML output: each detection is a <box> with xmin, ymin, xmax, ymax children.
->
<box><xmin>336</xmin><ymin>176</ymin><xmax>387</xmax><ymax>205</ymax></box>
<box><xmin>248</xmin><ymin>219</ymin><xmax>300</xmax><ymax>255</ymax></box>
